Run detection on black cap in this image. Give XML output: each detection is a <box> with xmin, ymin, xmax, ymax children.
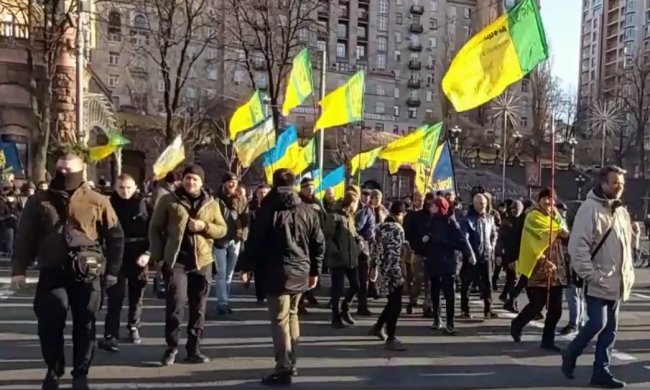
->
<box><xmin>182</xmin><ymin>165</ymin><xmax>205</xmax><ymax>183</ymax></box>
<box><xmin>300</xmin><ymin>177</ymin><xmax>314</xmax><ymax>188</ymax></box>
<box><xmin>221</xmin><ymin>171</ymin><xmax>237</xmax><ymax>183</ymax></box>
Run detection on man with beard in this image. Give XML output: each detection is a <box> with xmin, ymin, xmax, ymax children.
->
<box><xmin>11</xmin><ymin>150</ymin><xmax>125</xmax><ymax>390</ymax></box>
<box><xmin>99</xmin><ymin>174</ymin><xmax>150</xmax><ymax>352</ymax></box>
<box><xmin>214</xmin><ymin>172</ymin><xmax>249</xmax><ymax>315</ymax></box>
<box><xmin>496</xmin><ymin>200</ymin><xmax>526</xmax><ymax>313</ymax></box>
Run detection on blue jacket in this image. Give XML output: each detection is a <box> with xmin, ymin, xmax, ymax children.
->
<box><xmin>355</xmin><ymin>205</ymin><xmax>375</xmax><ymax>242</ymax></box>
<box><xmin>425</xmin><ymin>214</ymin><xmax>471</xmax><ymax>276</ymax></box>
<box><xmin>461</xmin><ymin>207</ymin><xmax>498</xmax><ymax>263</ymax></box>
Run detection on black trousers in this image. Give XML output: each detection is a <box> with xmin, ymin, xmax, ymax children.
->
<box><xmin>330</xmin><ymin>267</ymin><xmax>359</xmax><ymax>313</ymax></box>
<box><xmin>104</xmin><ymin>262</ymin><xmax>147</xmax><ymax>339</ymax></box>
<box><xmin>357</xmin><ymin>253</ymin><xmax>370</xmax><ymax>311</ymax></box>
<box><xmin>431</xmin><ymin>274</ymin><xmax>455</xmax><ymax>324</ymax></box>
<box><xmin>500</xmin><ymin>264</ymin><xmax>518</xmax><ymax>300</ymax></box>
<box><xmin>34</xmin><ymin>270</ymin><xmax>101</xmax><ymax>378</ymax></box>
<box><xmin>165</xmin><ymin>266</ymin><xmax>211</xmax><ymax>355</ymax></box>
<box><xmin>510</xmin><ymin>275</ymin><xmax>529</xmax><ymax>302</ymax></box>
<box><xmin>375</xmin><ymin>288</ymin><xmax>403</xmax><ymax>340</ymax></box>
<box><xmin>511</xmin><ymin>286</ymin><xmax>563</xmax><ymax>346</ymax></box>
<box><xmin>460</xmin><ymin>261</ymin><xmax>492</xmax><ymax>314</ymax></box>
<box><xmin>254</xmin><ymin>272</ymin><xmax>265</xmax><ymax>302</ymax></box>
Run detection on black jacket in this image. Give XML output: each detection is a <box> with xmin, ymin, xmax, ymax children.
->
<box><xmin>404</xmin><ymin>208</ymin><xmax>432</xmax><ymax>256</ymax></box>
<box><xmin>243</xmin><ymin>187</ymin><xmax>325</xmax><ymax>295</ymax></box>
<box><xmin>425</xmin><ymin>214</ymin><xmax>472</xmax><ymax>276</ymax></box>
<box><xmin>110</xmin><ymin>193</ymin><xmax>149</xmax><ymax>262</ymax></box>
<box><xmin>495</xmin><ymin>213</ymin><xmax>525</xmax><ymax>265</ymax></box>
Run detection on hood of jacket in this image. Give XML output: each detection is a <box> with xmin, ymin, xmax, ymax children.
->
<box><xmin>269</xmin><ymin>187</ymin><xmax>302</xmax><ymax>211</ymax></box>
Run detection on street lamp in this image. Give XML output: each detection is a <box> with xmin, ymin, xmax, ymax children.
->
<box><xmin>567</xmin><ymin>136</ymin><xmax>578</xmax><ymax>166</ymax></box>
<box><xmin>450</xmin><ymin>125</ymin><xmax>462</xmax><ymax>152</ymax></box>
<box><xmin>575</xmin><ymin>173</ymin><xmax>587</xmax><ymax>200</ymax></box>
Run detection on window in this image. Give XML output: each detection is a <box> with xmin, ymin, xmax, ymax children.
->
<box><xmin>207</xmin><ymin>67</ymin><xmax>218</xmax><ymax>80</ymax></box>
<box><xmin>336</xmin><ymin>42</ymin><xmax>347</xmax><ymax>58</ymax></box>
<box><xmin>234</xmin><ymin>69</ymin><xmax>245</xmax><ymax>84</ymax></box>
<box><xmin>376</xmin><ymin>53</ymin><xmax>387</xmax><ymax>69</ymax></box>
<box><xmin>425</xmin><ymin>109</ymin><xmax>433</xmax><ymax>120</ymax></box>
<box><xmin>356</xmin><ymin>44</ymin><xmax>366</xmax><ymax>60</ymax></box>
<box><xmin>108</xmin><ymin>75</ymin><xmax>119</xmax><ymax>87</ymax></box>
<box><xmin>158</xmin><ymin>79</ymin><xmax>165</xmax><ymax>92</ymax></box>
<box><xmin>427</xmin><ymin>55</ymin><xmax>435</xmax><ymax>68</ymax></box>
<box><xmin>339</xmin><ymin>3</ymin><xmax>348</xmax><ymax>18</ymax></box>
<box><xmin>396</xmin><ymin>0</ymin><xmax>403</xmax><ymax>5</ymax></box>
<box><xmin>395</xmin><ymin>32</ymin><xmax>402</xmax><ymax>43</ymax></box>
<box><xmin>521</xmin><ymin>79</ymin><xmax>529</xmax><ymax>92</ymax></box>
<box><xmin>189</xmin><ymin>68</ymin><xmax>197</xmax><ymax>78</ymax></box>
<box><xmin>463</xmin><ymin>25</ymin><xmax>471</xmax><ymax>38</ymax></box>
<box><xmin>376</xmin><ymin>101</ymin><xmax>385</xmax><ymax>114</ymax></box>
<box><xmin>378</xmin><ymin>0</ymin><xmax>388</xmax><ymax>14</ymax></box>
<box><xmin>207</xmin><ymin>49</ymin><xmax>217</xmax><ymax>60</ymax></box>
<box><xmin>624</xmin><ymin>27</ymin><xmax>634</xmax><ymax>40</ymax></box>
<box><xmin>394</xmin><ymin>87</ymin><xmax>400</xmax><ymax>98</ymax></box>
<box><xmin>186</xmin><ymin>46</ymin><xmax>197</xmax><ymax>60</ymax></box>
<box><xmin>317</xmin><ymin>39</ymin><xmax>326</xmax><ymax>52</ymax></box>
<box><xmin>431</xmin><ymin>0</ymin><xmax>438</xmax><ymax>12</ymax></box>
<box><xmin>392</xmin><ymin>124</ymin><xmax>399</xmax><ymax>133</ymax></box>
<box><xmin>410</xmin><ymin>52</ymin><xmax>419</xmax><ymax>60</ymax></box>
<box><xmin>375</xmin><ymin>122</ymin><xmax>385</xmax><ymax>132</ymax></box>
<box><xmin>449</xmin><ymin>6</ymin><xmax>456</xmax><ymax>18</ymax></box>
<box><xmin>426</xmin><ymin>91</ymin><xmax>433</xmax><ymax>101</ymax></box>
<box><xmin>429</xmin><ymin>36</ymin><xmax>437</xmax><ymax>48</ymax></box>
<box><xmin>204</xmin><ymin>88</ymin><xmax>216</xmax><ymax>99</ymax></box>
<box><xmin>337</xmin><ymin>23</ymin><xmax>347</xmax><ymax>39</ymax></box>
<box><xmin>185</xmin><ymin>86</ymin><xmax>197</xmax><ymax>99</ymax></box>
<box><xmin>298</xmin><ymin>28</ymin><xmax>309</xmax><ymax>42</ymax></box>
<box><xmin>133</xmin><ymin>14</ymin><xmax>147</xmax><ymax>30</ymax></box>
<box><xmin>393</xmin><ymin>105</ymin><xmax>400</xmax><ymax>117</ymax></box>
<box><xmin>394</xmin><ymin>50</ymin><xmax>401</xmax><ymax>62</ymax></box>
<box><xmin>430</xmin><ymin>18</ymin><xmax>438</xmax><ymax>30</ymax></box>
<box><xmin>357</xmin><ymin>26</ymin><xmax>368</xmax><ymax>39</ymax></box>
<box><xmin>108</xmin><ymin>52</ymin><xmax>119</xmax><ymax>65</ymax></box>
<box><xmin>376</xmin><ymin>84</ymin><xmax>385</xmax><ymax>95</ymax></box>
<box><xmin>378</xmin><ymin>15</ymin><xmax>388</xmax><ymax>31</ymax></box>
<box><xmin>409</xmin><ymin>90</ymin><xmax>419</xmax><ymax>99</ymax></box>
<box><xmin>463</xmin><ymin>8</ymin><xmax>471</xmax><ymax>19</ymax></box>
<box><xmin>521</xmin><ymin>117</ymin><xmax>528</xmax><ymax>127</ymax></box>
<box><xmin>408</xmin><ymin>107</ymin><xmax>417</xmax><ymax>119</ymax></box>
<box><xmin>377</xmin><ymin>36</ymin><xmax>388</xmax><ymax>52</ymax></box>
<box><xmin>396</xmin><ymin>12</ymin><xmax>403</xmax><ymax>24</ymax></box>
<box><xmin>108</xmin><ymin>11</ymin><xmax>121</xmax><ymax>34</ymax></box>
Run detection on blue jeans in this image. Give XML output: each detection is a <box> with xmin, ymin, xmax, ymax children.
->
<box><xmin>566</xmin><ymin>295</ymin><xmax>620</xmax><ymax>372</ymax></box>
<box><xmin>214</xmin><ymin>241</ymin><xmax>240</xmax><ymax>308</ymax></box>
<box><xmin>566</xmin><ymin>286</ymin><xmax>585</xmax><ymax>328</ymax></box>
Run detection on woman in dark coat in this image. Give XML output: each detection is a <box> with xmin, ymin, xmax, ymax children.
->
<box><xmin>425</xmin><ymin>197</ymin><xmax>474</xmax><ymax>334</ymax></box>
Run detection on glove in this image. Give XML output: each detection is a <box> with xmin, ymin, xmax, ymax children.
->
<box><xmin>422</xmin><ymin>235</ymin><xmax>430</xmax><ymax>243</ymax></box>
<box><xmin>104</xmin><ymin>275</ymin><xmax>118</xmax><ymax>289</ymax></box>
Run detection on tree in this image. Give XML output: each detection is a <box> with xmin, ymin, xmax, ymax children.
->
<box><xmin>613</xmin><ymin>53</ymin><xmax>650</xmax><ymax>177</ymax></box>
<box><xmin>529</xmin><ymin>60</ymin><xmax>562</xmax><ymax>159</ymax></box>
<box><xmin>221</xmin><ymin>0</ymin><xmax>324</xmax><ymax>130</ymax></box>
<box><xmin>0</xmin><ymin>0</ymin><xmax>78</xmax><ymax>181</ymax></box>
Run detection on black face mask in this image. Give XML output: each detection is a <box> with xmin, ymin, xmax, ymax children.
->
<box><xmin>51</xmin><ymin>170</ymin><xmax>84</xmax><ymax>191</ymax></box>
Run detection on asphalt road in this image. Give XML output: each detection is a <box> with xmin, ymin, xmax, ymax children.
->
<box><xmin>2</xmin><ymin>261</ymin><xmax>650</xmax><ymax>389</ymax></box>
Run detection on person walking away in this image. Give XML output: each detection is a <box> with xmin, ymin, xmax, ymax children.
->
<box><xmin>425</xmin><ymin>197</ymin><xmax>474</xmax><ymax>333</ymax></box>
<box><xmin>11</xmin><ymin>150</ymin><xmax>125</xmax><ymax>390</ymax></box>
<box><xmin>561</xmin><ymin>165</ymin><xmax>635</xmax><ymax>388</ymax></box>
<box><xmin>368</xmin><ymin>201</ymin><xmax>408</xmax><ymax>351</ymax></box>
<box><xmin>324</xmin><ymin>191</ymin><xmax>362</xmax><ymax>328</ymax></box>
<box><xmin>99</xmin><ymin>174</ymin><xmax>150</xmax><ymax>352</ymax></box>
<box><xmin>1</xmin><ymin>192</ymin><xmax>20</xmax><ymax>258</ymax></box>
<box><xmin>460</xmin><ymin>193</ymin><xmax>498</xmax><ymax>319</ymax></box>
<box><xmin>355</xmin><ymin>189</ymin><xmax>376</xmax><ymax>316</ymax></box>
<box><xmin>403</xmin><ymin>192</ymin><xmax>435</xmax><ymax>317</ymax></box>
<box><xmin>246</xmin><ymin>184</ymin><xmax>271</xmax><ymax>304</ymax></box>
<box><xmin>149</xmin><ymin>165</ymin><xmax>227</xmax><ymax>366</ymax></box>
<box><xmin>214</xmin><ymin>172</ymin><xmax>249</xmax><ymax>315</ymax></box>
<box><xmin>496</xmin><ymin>200</ymin><xmax>526</xmax><ymax>312</ymax></box>
<box><xmin>240</xmin><ymin>168</ymin><xmax>325</xmax><ymax>386</ymax></box>
<box><xmin>510</xmin><ymin>189</ymin><xmax>569</xmax><ymax>352</ymax></box>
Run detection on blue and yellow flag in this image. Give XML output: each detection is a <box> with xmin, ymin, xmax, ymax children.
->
<box><xmin>293</xmin><ymin>137</ymin><xmax>316</xmax><ymax>174</ymax></box>
<box><xmin>233</xmin><ymin>117</ymin><xmax>275</xmax><ymax>168</ymax></box>
<box><xmin>380</xmin><ymin>123</ymin><xmax>442</xmax><ymax>174</ymax></box>
<box><xmin>229</xmin><ymin>90</ymin><xmax>266</xmax><ymax>140</ymax></box>
<box><xmin>282</xmin><ymin>48</ymin><xmax>313</xmax><ymax>116</ymax></box>
<box><xmin>263</xmin><ymin>125</ymin><xmax>300</xmax><ymax>183</ymax></box>
<box><xmin>315</xmin><ymin>71</ymin><xmax>365</xmax><ymax>130</ymax></box>
<box><xmin>317</xmin><ymin>165</ymin><xmax>345</xmax><ymax>200</ymax></box>
<box><xmin>429</xmin><ymin>142</ymin><xmax>456</xmax><ymax>193</ymax></box>
<box><xmin>516</xmin><ymin>208</ymin><xmax>563</xmax><ymax>278</ymax></box>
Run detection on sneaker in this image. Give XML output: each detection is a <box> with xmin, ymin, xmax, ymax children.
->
<box><xmin>128</xmin><ymin>328</ymin><xmax>141</xmax><ymax>344</ymax></box>
<box><xmin>430</xmin><ymin>317</ymin><xmax>441</xmax><ymax>330</ymax></box>
<box><xmin>385</xmin><ymin>338</ymin><xmax>407</xmax><ymax>351</ymax></box>
<box><xmin>71</xmin><ymin>377</ymin><xmax>89</xmax><ymax>390</ymax></box>
<box><xmin>185</xmin><ymin>353</ymin><xmax>210</xmax><ymax>364</ymax></box>
<box><xmin>484</xmin><ymin>311</ymin><xmax>499</xmax><ymax>319</ymax></box>
<box><xmin>561</xmin><ymin>350</ymin><xmax>576</xmax><ymax>380</ymax></box>
<box><xmin>559</xmin><ymin>324</ymin><xmax>577</xmax><ymax>336</ymax></box>
<box><xmin>459</xmin><ymin>311</ymin><xmax>473</xmax><ymax>319</ymax></box>
<box><xmin>368</xmin><ymin>325</ymin><xmax>388</xmax><ymax>341</ymax></box>
<box><xmin>291</xmin><ymin>366</ymin><xmax>298</xmax><ymax>376</ymax></box>
<box><xmin>590</xmin><ymin>372</ymin><xmax>626</xmax><ymax>389</ymax></box>
<box><xmin>510</xmin><ymin>326</ymin><xmax>522</xmax><ymax>343</ymax></box>
<box><xmin>98</xmin><ymin>337</ymin><xmax>119</xmax><ymax>352</ymax></box>
<box><xmin>444</xmin><ymin>323</ymin><xmax>457</xmax><ymax>335</ymax></box>
<box><xmin>261</xmin><ymin>372</ymin><xmax>292</xmax><ymax>386</ymax></box>
<box><xmin>341</xmin><ymin>311</ymin><xmax>356</xmax><ymax>325</ymax></box>
<box><xmin>42</xmin><ymin>371</ymin><xmax>60</xmax><ymax>390</ymax></box>
<box><xmin>540</xmin><ymin>344</ymin><xmax>562</xmax><ymax>353</ymax></box>
<box><xmin>161</xmin><ymin>348</ymin><xmax>178</xmax><ymax>366</ymax></box>
<box><xmin>356</xmin><ymin>308</ymin><xmax>373</xmax><ymax>317</ymax></box>
<box><xmin>331</xmin><ymin>317</ymin><xmax>345</xmax><ymax>329</ymax></box>
<box><xmin>422</xmin><ymin>308</ymin><xmax>435</xmax><ymax>318</ymax></box>
<box><xmin>534</xmin><ymin>312</ymin><xmax>545</xmax><ymax>321</ymax></box>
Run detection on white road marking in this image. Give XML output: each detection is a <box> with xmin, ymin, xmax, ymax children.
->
<box><xmin>632</xmin><ymin>293</ymin><xmax>650</xmax><ymax>300</ymax></box>
<box><xmin>419</xmin><ymin>371</ymin><xmax>496</xmax><ymax>377</ymax></box>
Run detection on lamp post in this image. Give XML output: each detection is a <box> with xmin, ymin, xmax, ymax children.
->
<box><xmin>450</xmin><ymin>125</ymin><xmax>462</xmax><ymax>152</ymax></box>
<box><xmin>575</xmin><ymin>173</ymin><xmax>587</xmax><ymax>200</ymax></box>
<box><xmin>567</xmin><ymin>136</ymin><xmax>578</xmax><ymax>166</ymax></box>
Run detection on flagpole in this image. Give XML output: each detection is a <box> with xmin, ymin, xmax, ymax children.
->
<box><xmin>356</xmin><ymin>126</ymin><xmax>363</xmax><ymax>186</ymax></box>
<box><xmin>547</xmin><ymin>111</ymin><xmax>556</xmax><ymax>308</ymax></box>
<box><xmin>501</xmin><ymin>109</ymin><xmax>507</xmax><ymax>202</ymax></box>
<box><xmin>317</xmin><ymin>48</ymin><xmax>327</xmax><ymax>193</ymax></box>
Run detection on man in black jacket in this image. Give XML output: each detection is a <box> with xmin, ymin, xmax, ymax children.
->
<box><xmin>241</xmin><ymin>168</ymin><xmax>325</xmax><ymax>387</ymax></box>
<box><xmin>496</xmin><ymin>200</ymin><xmax>525</xmax><ymax>313</ymax></box>
<box><xmin>99</xmin><ymin>174</ymin><xmax>150</xmax><ymax>352</ymax></box>
<box><xmin>298</xmin><ymin>177</ymin><xmax>325</xmax><ymax>312</ymax></box>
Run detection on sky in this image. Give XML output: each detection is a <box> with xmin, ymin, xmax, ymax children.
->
<box><xmin>540</xmin><ymin>0</ymin><xmax>582</xmax><ymax>94</ymax></box>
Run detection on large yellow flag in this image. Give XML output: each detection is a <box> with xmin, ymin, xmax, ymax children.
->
<box><xmin>153</xmin><ymin>135</ymin><xmax>185</xmax><ymax>180</ymax></box>
<box><xmin>350</xmin><ymin>147</ymin><xmax>382</xmax><ymax>175</ymax></box>
<box><xmin>282</xmin><ymin>48</ymin><xmax>313</xmax><ymax>116</ymax></box>
<box><xmin>229</xmin><ymin>90</ymin><xmax>266</xmax><ymax>140</ymax></box>
<box><xmin>379</xmin><ymin>123</ymin><xmax>440</xmax><ymax>168</ymax></box>
<box><xmin>233</xmin><ymin>117</ymin><xmax>276</xmax><ymax>168</ymax></box>
<box><xmin>314</xmin><ymin>71</ymin><xmax>365</xmax><ymax>130</ymax></box>
<box><xmin>516</xmin><ymin>208</ymin><xmax>564</xmax><ymax>278</ymax></box>
<box><xmin>292</xmin><ymin>137</ymin><xmax>316</xmax><ymax>174</ymax></box>
<box><xmin>442</xmin><ymin>0</ymin><xmax>548</xmax><ymax>112</ymax></box>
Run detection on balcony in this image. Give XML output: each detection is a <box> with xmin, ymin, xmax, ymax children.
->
<box><xmin>359</xmin><ymin>0</ymin><xmax>369</xmax><ymax>4</ymax></box>
<box><xmin>0</xmin><ymin>21</ymin><xmax>30</xmax><ymax>39</ymax></box>
<box><xmin>318</xmin><ymin>9</ymin><xmax>329</xmax><ymax>19</ymax></box>
<box><xmin>408</xmin><ymin>42</ymin><xmax>423</xmax><ymax>51</ymax></box>
<box><xmin>358</xmin><ymin>9</ymin><xmax>369</xmax><ymax>23</ymax></box>
<box><xmin>410</xmin><ymin>4</ymin><xmax>424</xmax><ymax>15</ymax></box>
<box><xmin>408</xmin><ymin>79</ymin><xmax>421</xmax><ymax>89</ymax></box>
<box><xmin>408</xmin><ymin>60</ymin><xmax>421</xmax><ymax>70</ymax></box>
<box><xmin>409</xmin><ymin>23</ymin><xmax>424</xmax><ymax>33</ymax></box>
<box><xmin>407</xmin><ymin>97</ymin><xmax>421</xmax><ymax>107</ymax></box>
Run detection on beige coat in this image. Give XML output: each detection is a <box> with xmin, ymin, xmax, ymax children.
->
<box><xmin>568</xmin><ymin>189</ymin><xmax>635</xmax><ymax>301</ymax></box>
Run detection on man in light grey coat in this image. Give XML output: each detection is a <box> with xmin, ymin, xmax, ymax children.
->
<box><xmin>562</xmin><ymin>165</ymin><xmax>635</xmax><ymax>389</ymax></box>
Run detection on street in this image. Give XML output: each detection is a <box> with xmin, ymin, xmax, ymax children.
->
<box><xmin>1</xmin><ymin>260</ymin><xmax>650</xmax><ymax>389</ymax></box>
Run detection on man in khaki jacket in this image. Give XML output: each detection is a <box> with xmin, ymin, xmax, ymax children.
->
<box><xmin>149</xmin><ymin>165</ymin><xmax>227</xmax><ymax>366</ymax></box>
<box><xmin>562</xmin><ymin>165</ymin><xmax>635</xmax><ymax>389</ymax></box>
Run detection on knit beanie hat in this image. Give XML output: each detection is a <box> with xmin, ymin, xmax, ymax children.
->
<box><xmin>183</xmin><ymin>165</ymin><xmax>205</xmax><ymax>183</ymax></box>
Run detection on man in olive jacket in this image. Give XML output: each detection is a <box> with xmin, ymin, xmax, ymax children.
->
<box><xmin>149</xmin><ymin>165</ymin><xmax>227</xmax><ymax>367</ymax></box>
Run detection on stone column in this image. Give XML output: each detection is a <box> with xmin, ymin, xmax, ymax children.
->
<box><xmin>52</xmin><ymin>23</ymin><xmax>77</xmax><ymax>145</ymax></box>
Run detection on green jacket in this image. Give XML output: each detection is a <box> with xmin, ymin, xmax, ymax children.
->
<box><xmin>149</xmin><ymin>190</ymin><xmax>227</xmax><ymax>270</ymax></box>
<box><xmin>323</xmin><ymin>209</ymin><xmax>360</xmax><ymax>269</ymax></box>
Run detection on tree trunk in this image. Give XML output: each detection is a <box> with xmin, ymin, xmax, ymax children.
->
<box><xmin>639</xmin><ymin>123</ymin><xmax>646</xmax><ymax>178</ymax></box>
<box><xmin>165</xmin><ymin>115</ymin><xmax>175</xmax><ymax>145</ymax></box>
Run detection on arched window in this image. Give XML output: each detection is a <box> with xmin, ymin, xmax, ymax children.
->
<box><xmin>133</xmin><ymin>14</ymin><xmax>147</xmax><ymax>30</ymax></box>
<box><xmin>108</xmin><ymin>11</ymin><xmax>121</xmax><ymax>34</ymax></box>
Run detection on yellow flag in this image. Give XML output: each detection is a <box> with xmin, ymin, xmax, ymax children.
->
<box><xmin>282</xmin><ymin>48</ymin><xmax>313</xmax><ymax>116</ymax></box>
<box><xmin>314</xmin><ymin>71</ymin><xmax>365</xmax><ymax>130</ymax></box>
<box><xmin>414</xmin><ymin>163</ymin><xmax>429</xmax><ymax>195</ymax></box>
<box><xmin>293</xmin><ymin>138</ymin><xmax>316</xmax><ymax>174</ymax></box>
<box><xmin>379</xmin><ymin>125</ymin><xmax>429</xmax><ymax>164</ymax></box>
<box><xmin>153</xmin><ymin>135</ymin><xmax>185</xmax><ymax>180</ymax></box>
<box><xmin>350</xmin><ymin>147</ymin><xmax>382</xmax><ymax>175</ymax></box>
<box><xmin>233</xmin><ymin>117</ymin><xmax>276</xmax><ymax>168</ymax></box>
<box><xmin>516</xmin><ymin>208</ymin><xmax>563</xmax><ymax>278</ymax></box>
<box><xmin>229</xmin><ymin>90</ymin><xmax>266</xmax><ymax>140</ymax></box>
<box><xmin>89</xmin><ymin>145</ymin><xmax>118</xmax><ymax>162</ymax></box>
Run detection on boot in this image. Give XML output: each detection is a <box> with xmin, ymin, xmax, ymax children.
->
<box><xmin>331</xmin><ymin>309</ymin><xmax>345</xmax><ymax>329</ymax></box>
<box><xmin>431</xmin><ymin>316</ymin><xmax>441</xmax><ymax>330</ymax></box>
<box><xmin>71</xmin><ymin>377</ymin><xmax>89</xmax><ymax>390</ymax></box>
<box><xmin>161</xmin><ymin>348</ymin><xmax>178</xmax><ymax>366</ymax></box>
<box><xmin>406</xmin><ymin>303</ymin><xmax>414</xmax><ymax>315</ymax></box>
<box><xmin>340</xmin><ymin>302</ymin><xmax>356</xmax><ymax>325</ymax></box>
<box><xmin>42</xmin><ymin>369</ymin><xmax>60</xmax><ymax>390</ymax></box>
<box><xmin>422</xmin><ymin>307</ymin><xmax>435</xmax><ymax>318</ymax></box>
<box><xmin>561</xmin><ymin>350</ymin><xmax>576</xmax><ymax>380</ymax></box>
<box><xmin>590</xmin><ymin>370</ymin><xmax>626</xmax><ymax>389</ymax></box>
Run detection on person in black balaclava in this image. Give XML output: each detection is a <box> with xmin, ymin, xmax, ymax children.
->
<box><xmin>98</xmin><ymin>174</ymin><xmax>150</xmax><ymax>352</ymax></box>
<box><xmin>11</xmin><ymin>150</ymin><xmax>125</xmax><ymax>390</ymax></box>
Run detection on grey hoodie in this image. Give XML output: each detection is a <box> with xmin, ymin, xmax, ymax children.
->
<box><xmin>568</xmin><ymin>188</ymin><xmax>635</xmax><ymax>301</ymax></box>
